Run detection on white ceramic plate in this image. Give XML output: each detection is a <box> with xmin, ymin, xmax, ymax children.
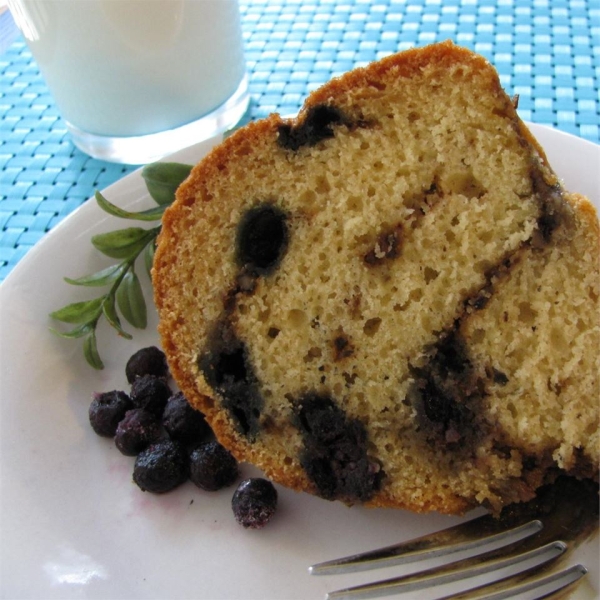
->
<box><xmin>0</xmin><ymin>124</ymin><xmax>598</xmax><ymax>600</ymax></box>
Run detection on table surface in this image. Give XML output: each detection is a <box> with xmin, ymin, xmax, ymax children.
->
<box><xmin>1</xmin><ymin>0</ymin><xmax>598</xmax><ymax>283</ymax></box>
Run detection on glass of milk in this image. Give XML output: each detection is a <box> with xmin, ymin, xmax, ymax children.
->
<box><xmin>8</xmin><ymin>0</ymin><xmax>249</xmax><ymax>164</ymax></box>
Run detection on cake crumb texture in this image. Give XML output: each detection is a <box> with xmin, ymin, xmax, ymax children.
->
<box><xmin>153</xmin><ymin>41</ymin><xmax>599</xmax><ymax>515</ymax></box>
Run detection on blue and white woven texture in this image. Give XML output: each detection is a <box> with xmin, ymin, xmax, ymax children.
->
<box><xmin>1</xmin><ymin>0</ymin><xmax>598</xmax><ymax>281</ymax></box>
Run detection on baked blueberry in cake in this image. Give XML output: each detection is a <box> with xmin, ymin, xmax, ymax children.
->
<box><xmin>153</xmin><ymin>41</ymin><xmax>599</xmax><ymax>515</ymax></box>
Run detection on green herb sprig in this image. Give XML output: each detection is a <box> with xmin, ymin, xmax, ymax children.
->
<box><xmin>49</xmin><ymin>162</ymin><xmax>193</xmax><ymax>369</ymax></box>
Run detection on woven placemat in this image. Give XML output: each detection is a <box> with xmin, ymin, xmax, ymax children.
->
<box><xmin>1</xmin><ymin>0</ymin><xmax>598</xmax><ymax>281</ymax></box>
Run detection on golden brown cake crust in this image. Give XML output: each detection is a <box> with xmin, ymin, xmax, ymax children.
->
<box><xmin>154</xmin><ymin>41</ymin><xmax>599</xmax><ymax>515</ymax></box>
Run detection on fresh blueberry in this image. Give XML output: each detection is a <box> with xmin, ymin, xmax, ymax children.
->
<box><xmin>125</xmin><ymin>346</ymin><xmax>169</xmax><ymax>384</ymax></box>
<box><xmin>189</xmin><ymin>441</ymin><xmax>239</xmax><ymax>491</ymax></box>
<box><xmin>89</xmin><ymin>390</ymin><xmax>132</xmax><ymax>437</ymax></box>
<box><xmin>133</xmin><ymin>440</ymin><xmax>189</xmax><ymax>493</ymax></box>
<box><xmin>130</xmin><ymin>374</ymin><xmax>171</xmax><ymax>417</ymax></box>
<box><xmin>231</xmin><ymin>478</ymin><xmax>278</xmax><ymax>529</ymax></box>
<box><xmin>115</xmin><ymin>408</ymin><xmax>163</xmax><ymax>456</ymax></box>
<box><xmin>162</xmin><ymin>391</ymin><xmax>212</xmax><ymax>445</ymax></box>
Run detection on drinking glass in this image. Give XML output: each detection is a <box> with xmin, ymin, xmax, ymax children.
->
<box><xmin>8</xmin><ymin>0</ymin><xmax>250</xmax><ymax>164</ymax></box>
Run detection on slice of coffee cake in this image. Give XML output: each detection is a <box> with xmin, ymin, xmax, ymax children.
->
<box><xmin>153</xmin><ymin>41</ymin><xmax>599</xmax><ymax>515</ymax></box>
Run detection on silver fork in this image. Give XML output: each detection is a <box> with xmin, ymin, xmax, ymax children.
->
<box><xmin>309</xmin><ymin>478</ymin><xmax>598</xmax><ymax>600</ymax></box>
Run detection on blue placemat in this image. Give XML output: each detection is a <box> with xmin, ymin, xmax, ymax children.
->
<box><xmin>1</xmin><ymin>0</ymin><xmax>599</xmax><ymax>282</ymax></box>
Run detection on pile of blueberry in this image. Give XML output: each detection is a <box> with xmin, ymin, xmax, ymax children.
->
<box><xmin>88</xmin><ymin>346</ymin><xmax>278</xmax><ymax>529</ymax></box>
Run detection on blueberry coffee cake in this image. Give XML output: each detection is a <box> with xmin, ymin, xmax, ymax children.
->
<box><xmin>153</xmin><ymin>41</ymin><xmax>599</xmax><ymax>515</ymax></box>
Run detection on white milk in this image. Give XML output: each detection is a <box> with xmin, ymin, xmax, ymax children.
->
<box><xmin>9</xmin><ymin>0</ymin><xmax>247</xmax><ymax>138</ymax></box>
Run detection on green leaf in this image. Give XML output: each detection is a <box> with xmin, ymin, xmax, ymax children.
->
<box><xmin>50</xmin><ymin>158</ymin><xmax>188</xmax><ymax>370</ymax></box>
<box><xmin>83</xmin><ymin>331</ymin><xmax>104</xmax><ymax>370</ymax></box>
<box><xmin>49</xmin><ymin>322</ymin><xmax>94</xmax><ymax>339</ymax></box>
<box><xmin>64</xmin><ymin>263</ymin><xmax>125</xmax><ymax>287</ymax></box>
<box><xmin>91</xmin><ymin>227</ymin><xmax>153</xmax><ymax>259</ymax></box>
<box><xmin>116</xmin><ymin>270</ymin><xmax>147</xmax><ymax>329</ymax></box>
<box><xmin>49</xmin><ymin>297</ymin><xmax>103</xmax><ymax>324</ymax></box>
<box><xmin>144</xmin><ymin>239</ymin><xmax>156</xmax><ymax>279</ymax></box>
<box><xmin>95</xmin><ymin>191</ymin><xmax>166</xmax><ymax>221</ymax></box>
<box><xmin>102</xmin><ymin>295</ymin><xmax>132</xmax><ymax>339</ymax></box>
<box><xmin>141</xmin><ymin>162</ymin><xmax>192</xmax><ymax>206</ymax></box>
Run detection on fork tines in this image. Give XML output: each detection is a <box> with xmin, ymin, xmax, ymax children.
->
<box><xmin>309</xmin><ymin>513</ymin><xmax>587</xmax><ymax>600</ymax></box>
<box><xmin>322</xmin><ymin>540</ymin><xmax>574</xmax><ymax>600</ymax></box>
<box><xmin>309</xmin><ymin>513</ymin><xmax>542</xmax><ymax>576</ymax></box>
